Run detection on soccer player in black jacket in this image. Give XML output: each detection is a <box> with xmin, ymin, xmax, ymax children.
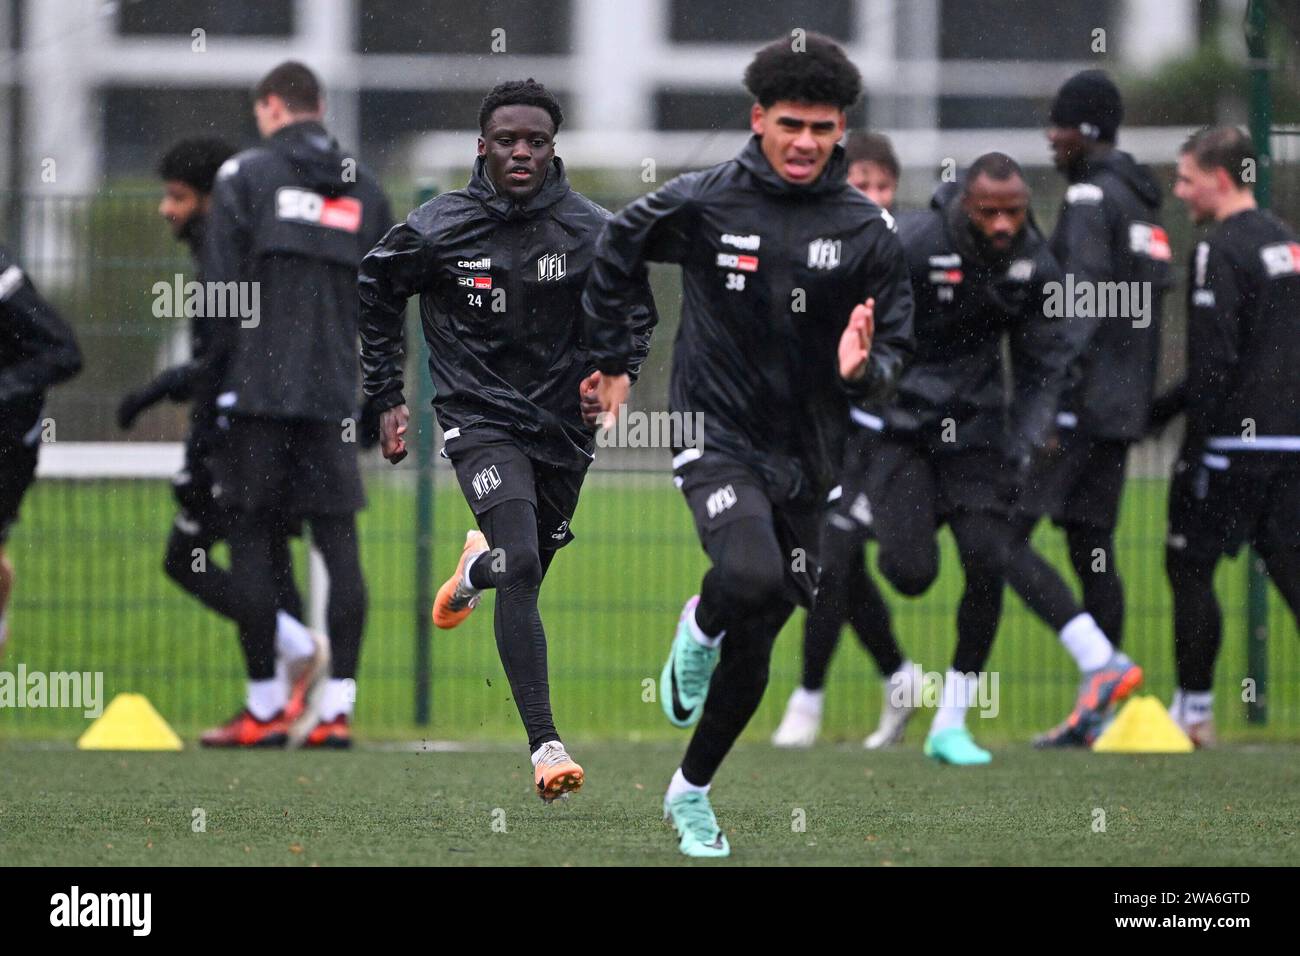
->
<box><xmin>359</xmin><ymin>80</ymin><xmax>657</xmax><ymax>801</ymax></box>
<box><xmin>0</xmin><ymin>248</ymin><xmax>81</xmax><ymax>657</ymax></box>
<box><xmin>585</xmin><ymin>35</ymin><xmax>914</xmax><ymax>857</ymax></box>
<box><xmin>1160</xmin><ymin>127</ymin><xmax>1300</xmax><ymax>746</ymax></box>
<box><xmin>1020</xmin><ymin>70</ymin><xmax>1173</xmax><ymax>649</ymax></box>
<box><xmin>201</xmin><ymin>62</ymin><xmax>392</xmax><ymax>748</ymax></box>
<box><xmin>117</xmin><ymin>137</ymin><xmax>329</xmax><ymax>724</ymax></box>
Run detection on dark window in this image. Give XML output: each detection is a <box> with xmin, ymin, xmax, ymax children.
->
<box><xmin>357</xmin><ymin>0</ymin><xmax>570</xmax><ymax>54</ymax></box>
<box><xmin>655</xmin><ymin>89</ymin><xmax>866</xmax><ymax>131</ymax></box>
<box><xmin>669</xmin><ymin>0</ymin><xmax>853</xmax><ymax>43</ymax></box>
<box><xmin>102</xmin><ymin>87</ymin><xmax>258</xmax><ymax>176</ymax></box>
<box><xmin>117</xmin><ymin>0</ymin><xmax>294</xmax><ymax>36</ymax></box>
<box><xmin>358</xmin><ymin>88</ymin><xmax>569</xmax><ymax>171</ymax></box>
<box><xmin>938</xmin><ymin>0</ymin><xmax>1116</xmax><ymax>60</ymax></box>
<box><xmin>939</xmin><ymin>95</ymin><xmax>1051</xmax><ymax>129</ymax></box>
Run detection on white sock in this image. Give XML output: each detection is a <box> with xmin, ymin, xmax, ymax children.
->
<box><xmin>274</xmin><ymin>610</ymin><xmax>316</xmax><ymax>661</ymax></box>
<box><xmin>246</xmin><ymin>678</ymin><xmax>287</xmax><ymax>721</ymax></box>
<box><xmin>1059</xmin><ymin>613</ymin><xmax>1114</xmax><ymax>672</ymax></box>
<box><xmin>667</xmin><ymin>766</ymin><xmax>710</xmax><ymax>801</ymax></box>
<box><xmin>1173</xmin><ymin>689</ymin><xmax>1213</xmax><ymax>725</ymax></box>
<box><xmin>790</xmin><ymin>686</ymin><xmax>824</xmax><ymax>715</ymax></box>
<box><xmin>930</xmin><ymin>669</ymin><xmax>976</xmax><ymax>734</ymax></box>
<box><xmin>688</xmin><ymin>604</ymin><xmax>724</xmax><ymax>648</ymax></box>
<box><xmin>461</xmin><ymin>550</ymin><xmax>486</xmax><ymax>591</ymax></box>
<box><xmin>317</xmin><ymin>678</ymin><xmax>355</xmax><ymax>721</ymax></box>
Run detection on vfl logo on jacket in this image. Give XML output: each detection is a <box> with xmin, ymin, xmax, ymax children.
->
<box><xmin>807</xmin><ymin>238</ymin><xmax>842</xmax><ymax>270</ymax></box>
<box><xmin>275</xmin><ymin>187</ymin><xmax>362</xmax><ymax>232</ymax></box>
<box><xmin>538</xmin><ymin>253</ymin><xmax>567</xmax><ymax>281</ymax></box>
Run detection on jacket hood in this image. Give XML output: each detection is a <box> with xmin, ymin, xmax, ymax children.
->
<box><xmin>1074</xmin><ymin>148</ymin><xmax>1163</xmax><ymax>210</ymax></box>
<box><xmin>736</xmin><ymin>135</ymin><xmax>850</xmax><ymax>197</ymax></box>
<box><xmin>467</xmin><ymin>155</ymin><xmax>572</xmax><ymax>220</ymax></box>
<box><xmin>268</xmin><ymin>120</ymin><xmax>354</xmax><ymax>197</ymax></box>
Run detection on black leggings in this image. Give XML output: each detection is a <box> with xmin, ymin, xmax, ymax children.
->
<box><xmin>466</xmin><ymin>498</ymin><xmax>560</xmax><ymax>753</ymax></box>
<box><xmin>163</xmin><ymin>524</ymin><xmax>302</xmax><ymax>625</ymax></box>
<box><xmin>1168</xmin><ymin>542</ymin><xmax>1300</xmax><ymax>691</ymax></box>
<box><xmin>682</xmin><ymin>515</ymin><xmax>795</xmax><ymax>785</ymax></box>
<box><xmin>229</xmin><ymin>512</ymin><xmax>366</xmax><ymax>681</ymax></box>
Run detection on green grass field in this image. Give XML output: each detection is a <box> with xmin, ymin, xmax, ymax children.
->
<box><xmin>2</xmin><ymin>742</ymin><xmax>1296</xmax><ymax>866</ymax></box>
<box><xmin>3</xmin><ymin>469</ymin><xmax>1297</xmax><ymax>743</ymax></box>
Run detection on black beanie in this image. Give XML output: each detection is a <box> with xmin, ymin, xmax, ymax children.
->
<box><xmin>1049</xmin><ymin>70</ymin><xmax>1123</xmax><ymax>142</ymax></box>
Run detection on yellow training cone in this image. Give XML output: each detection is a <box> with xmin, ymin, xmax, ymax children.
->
<box><xmin>77</xmin><ymin>693</ymin><xmax>183</xmax><ymax>751</ymax></box>
<box><xmin>1092</xmin><ymin>695</ymin><xmax>1194</xmax><ymax>753</ymax></box>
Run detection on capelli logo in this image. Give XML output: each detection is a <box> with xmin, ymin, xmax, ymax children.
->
<box><xmin>50</xmin><ymin>886</ymin><xmax>151</xmax><ymax>936</ymax></box>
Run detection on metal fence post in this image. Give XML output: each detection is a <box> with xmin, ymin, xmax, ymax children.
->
<box><xmin>1245</xmin><ymin>0</ymin><xmax>1272</xmax><ymax>725</ymax></box>
<box><xmin>413</xmin><ymin>182</ymin><xmax>439</xmax><ymax>725</ymax></box>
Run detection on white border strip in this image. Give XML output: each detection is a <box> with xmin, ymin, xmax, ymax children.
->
<box><xmin>36</xmin><ymin>442</ymin><xmax>184</xmax><ymax>479</ymax></box>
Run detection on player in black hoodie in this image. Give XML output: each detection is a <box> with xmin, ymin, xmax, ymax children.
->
<box><xmin>201</xmin><ymin>62</ymin><xmax>392</xmax><ymax>748</ymax></box>
<box><xmin>117</xmin><ymin>137</ymin><xmax>329</xmax><ymax>726</ymax></box>
<box><xmin>585</xmin><ymin>35</ymin><xmax>913</xmax><ymax>857</ymax></box>
<box><xmin>0</xmin><ymin>248</ymin><xmax>82</xmax><ymax>657</ymax></box>
<box><xmin>360</xmin><ymin>80</ymin><xmax>657</xmax><ymax>800</ymax></box>
<box><xmin>1160</xmin><ymin>126</ymin><xmax>1300</xmax><ymax>746</ymax></box>
<box><xmin>1020</xmin><ymin>70</ymin><xmax>1172</xmax><ymax>654</ymax></box>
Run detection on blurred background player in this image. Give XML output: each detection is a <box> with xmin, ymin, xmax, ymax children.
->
<box><xmin>1017</xmin><ymin>69</ymin><xmax>1172</xmax><ymax>649</ymax></box>
<box><xmin>1159</xmin><ymin>126</ymin><xmax>1300</xmax><ymax>747</ymax></box>
<box><xmin>116</xmin><ymin>137</ymin><xmax>329</xmax><ymax>725</ymax></box>
<box><xmin>774</xmin><ymin>129</ymin><xmax>905</xmax><ymax>749</ymax></box>
<box><xmin>201</xmin><ymin>61</ymin><xmax>392</xmax><ymax>748</ymax></box>
<box><xmin>781</xmin><ymin>154</ymin><xmax>1073</xmax><ymax>763</ymax></box>
<box><xmin>0</xmin><ymin>246</ymin><xmax>82</xmax><ymax>659</ymax></box>
<box><xmin>586</xmin><ymin>34</ymin><xmax>914</xmax><ymax>857</ymax></box>
<box><xmin>844</xmin><ymin>130</ymin><xmax>901</xmax><ymax>211</ymax></box>
<box><xmin>360</xmin><ymin>79</ymin><xmax>657</xmax><ymax>800</ymax></box>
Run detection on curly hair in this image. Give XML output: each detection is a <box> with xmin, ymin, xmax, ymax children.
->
<box><xmin>157</xmin><ymin>137</ymin><xmax>237</xmax><ymax>194</ymax></box>
<box><xmin>478</xmin><ymin>78</ymin><xmax>564</xmax><ymax>133</ymax></box>
<box><xmin>743</xmin><ymin>33</ymin><xmax>861</xmax><ymax>110</ymax></box>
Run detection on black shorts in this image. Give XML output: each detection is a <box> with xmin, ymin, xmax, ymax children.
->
<box><xmin>673</xmin><ymin>449</ymin><xmax>821</xmax><ymax>607</ymax></box>
<box><xmin>1017</xmin><ymin>429</ymin><xmax>1128</xmax><ymax>532</ymax></box>
<box><xmin>1167</xmin><ymin>453</ymin><xmax>1300</xmax><ymax>562</ymax></box>
<box><xmin>835</xmin><ymin>429</ymin><xmax>1009</xmax><ymax>531</ymax></box>
<box><xmin>0</xmin><ymin>438</ymin><xmax>39</xmax><ymax>544</ymax></box>
<box><xmin>445</xmin><ymin>429</ymin><xmax>587</xmax><ymax>549</ymax></box>
<box><xmin>214</xmin><ymin>415</ymin><xmax>365</xmax><ymax>517</ymax></box>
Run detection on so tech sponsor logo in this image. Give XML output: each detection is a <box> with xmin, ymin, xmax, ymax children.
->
<box><xmin>1260</xmin><ymin>240</ymin><xmax>1300</xmax><ymax>278</ymax></box>
<box><xmin>275</xmin><ymin>187</ymin><xmax>362</xmax><ymax>232</ymax></box>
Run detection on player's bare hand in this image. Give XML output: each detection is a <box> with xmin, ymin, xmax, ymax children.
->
<box><xmin>839</xmin><ymin>298</ymin><xmax>875</xmax><ymax>382</ymax></box>
<box><xmin>594</xmin><ymin>372</ymin><xmax>630</xmax><ymax>430</ymax></box>
<box><xmin>580</xmin><ymin>370</ymin><xmax>603</xmax><ymax>427</ymax></box>
<box><xmin>380</xmin><ymin>404</ymin><xmax>410</xmax><ymax>464</ymax></box>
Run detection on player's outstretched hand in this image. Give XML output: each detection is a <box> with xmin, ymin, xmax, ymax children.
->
<box><xmin>116</xmin><ymin>389</ymin><xmax>148</xmax><ymax>431</ymax></box>
<box><xmin>594</xmin><ymin>372</ymin><xmax>630</xmax><ymax>431</ymax></box>
<box><xmin>380</xmin><ymin>404</ymin><xmax>410</xmax><ymax>464</ymax></box>
<box><xmin>579</xmin><ymin>370</ymin><xmax>603</xmax><ymax>427</ymax></box>
<box><xmin>838</xmin><ymin>298</ymin><xmax>875</xmax><ymax>382</ymax></box>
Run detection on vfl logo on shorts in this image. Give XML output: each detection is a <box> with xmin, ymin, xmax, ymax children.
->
<box><xmin>471</xmin><ymin>465</ymin><xmax>503</xmax><ymax>500</ymax></box>
<box><xmin>705</xmin><ymin>484</ymin><xmax>738</xmax><ymax>519</ymax></box>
